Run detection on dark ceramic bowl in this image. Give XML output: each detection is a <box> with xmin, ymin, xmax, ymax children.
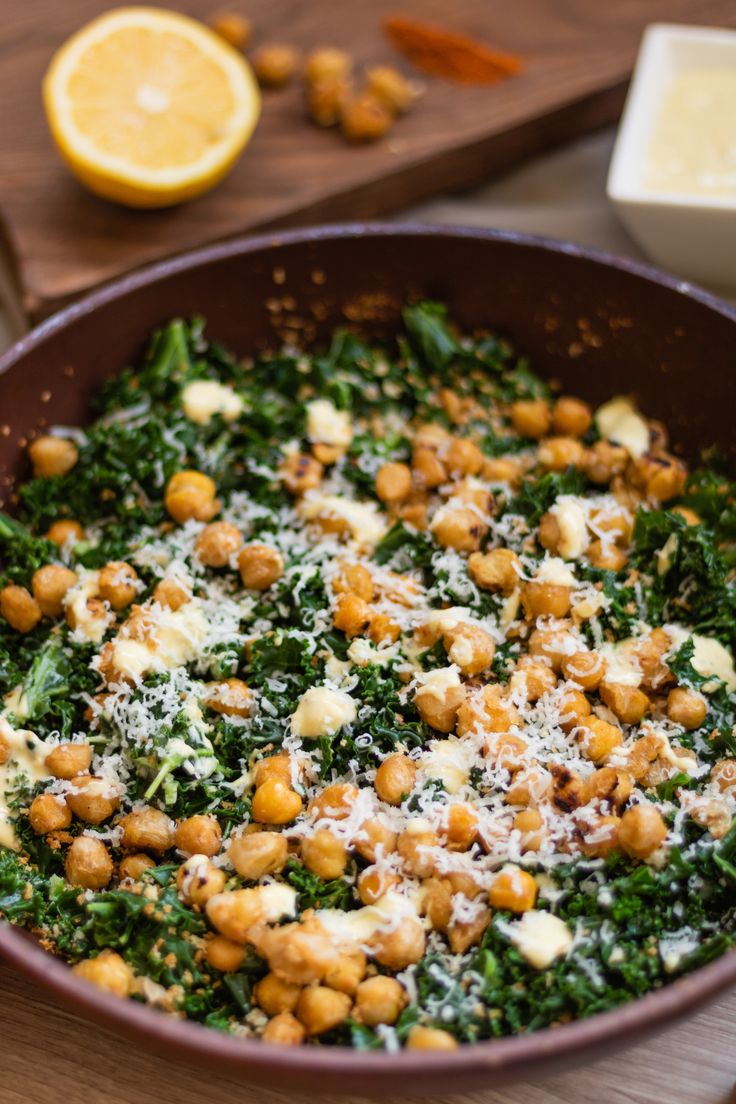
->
<box><xmin>1</xmin><ymin>224</ymin><xmax>735</xmax><ymax>1095</ymax></box>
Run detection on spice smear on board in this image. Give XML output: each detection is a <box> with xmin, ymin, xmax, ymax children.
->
<box><xmin>384</xmin><ymin>15</ymin><xmax>523</xmax><ymax>84</ymax></box>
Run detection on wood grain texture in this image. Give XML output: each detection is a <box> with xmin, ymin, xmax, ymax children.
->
<box><xmin>3</xmin><ymin>0</ymin><xmax>736</xmax><ymax>321</ymax></box>
<box><xmin>1</xmin><ymin>962</ymin><xmax>734</xmax><ymax>1104</ymax></box>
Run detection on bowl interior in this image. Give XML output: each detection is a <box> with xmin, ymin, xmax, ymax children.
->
<box><xmin>2</xmin><ymin>226</ymin><xmax>736</xmax><ymax>507</ymax></box>
<box><xmin>0</xmin><ymin>224</ymin><xmax>735</xmax><ymax>1094</ymax></box>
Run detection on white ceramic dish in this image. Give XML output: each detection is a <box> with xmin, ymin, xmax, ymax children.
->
<box><xmin>607</xmin><ymin>23</ymin><xmax>736</xmax><ymax>290</ymax></box>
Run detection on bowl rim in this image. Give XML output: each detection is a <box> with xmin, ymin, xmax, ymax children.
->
<box><xmin>1</xmin><ymin>221</ymin><xmax>735</xmax><ymax>1085</ymax></box>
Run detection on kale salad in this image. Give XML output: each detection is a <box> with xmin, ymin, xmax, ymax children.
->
<box><xmin>1</xmin><ymin>302</ymin><xmax>735</xmax><ymax>1051</ymax></box>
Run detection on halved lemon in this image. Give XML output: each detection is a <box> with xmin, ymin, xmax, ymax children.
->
<box><xmin>43</xmin><ymin>6</ymin><xmax>261</xmax><ymax>208</ymax></box>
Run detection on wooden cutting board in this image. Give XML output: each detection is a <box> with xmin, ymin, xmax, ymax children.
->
<box><xmin>2</xmin><ymin>0</ymin><xmax>735</xmax><ymax>323</ymax></box>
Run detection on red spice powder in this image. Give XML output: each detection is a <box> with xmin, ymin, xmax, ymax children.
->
<box><xmin>384</xmin><ymin>14</ymin><xmax>523</xmax><ymax>84</ymax></box>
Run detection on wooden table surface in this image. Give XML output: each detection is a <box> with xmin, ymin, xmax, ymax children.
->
<box><xmin>1</xmin><ymin>961</ymin><xmax>733</xmax><ymax>1104</ymax></box>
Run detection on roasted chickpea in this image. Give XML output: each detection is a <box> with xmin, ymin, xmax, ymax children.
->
<box><xmin>468</xmin><ymin>548</ymin><xmax>520</xmax><ymax>593</ymax></box>
<box><xmin>332</xmin><ymin>561</ymin><xmax>374</xmax><ymax>601</ymax></box>
<box><xmin>333</xmin><ymin>592</ymin><xmax>371</xmax><ymax>638</ymax></box>
<box><xmin>29</xmin><ymin>792</ymin><xmax>72</xmax><ymax>834</ymax></box>
<box><xmin>72</xmin><ymin>951</ymin><xmax>132</xmax><ymax>997</ymax></box>
<box><xmin>667</xmin><ymin>687</ymin><xmax>707</xmax><ymax>730</ymax></box>
<box><xmin>355</xmin><ymin>976</ymin><xmax>407</xmax><ymax>1026</ymax></box>
<box><xmin>618</xmin><ymin>804</ymin><xmax>668</xmax><ymax>859</ymax></box>
<box><xmin>513</xmin><ymin>808</ymin><xmax>545</xmax><ymax>852</ymax></box>
<box><xmin>175</xmin><ymin>814</ymin><xmax>222</xmax><ymax>857</ymax></box>
<box><xmin>414</xmin><ymin>676</ymin><xmax>465</xmax><ymax>733</ymax></box>
<box><xmin>528</xmin><ymin>622</ymin><xmax>576</xmax><ymax>671</ymax></box>
<box><xmin>281</xmin><ymin>452</ymin><xmax>323</xmax><ymax>495</ymax></box>
<box><xmin>118</xmin><ymin>853</ymin><xmax>155</xmax><ymax>881</ymax></box>
<box><xmin>153</xmin><ymin>576</ymin><xmax>191</xmax><ymax>610</ymax></box>
<box><xmin>397</xmin><ymin>829</ymin><xmax>439</xmax><ymax>879</ymax></box>
<box><xmin>488</xmin><ymin>867</ymin><xmax>537</xmax><ymax>912</ymax></box>
<box><xmin>582</xmin><ymin>766</ymin><xmax>633</xmax><ymax>810</ymax></box>
<box><xmin>412</xmin><ymin>447</ymin><xmax>447</xmax><ymax>490</ymax></box>
<box><xmin>206</xmin><ymin>677</ymin><xmax>251</xmax><ymax>718</ymax></box>
<box><xmin>505</xmin><ymin>765</ymin><xmax>553</xmax><ymax>807</ymax></box>
<box><xmin>307</xmin><ymin>76</ymin><xmax>352</xmax><ymax>127</ymax></box>
<box><xmin>97</xmin><ymin>561</ymin><xmax>139</xmax><ymax>611</ymax></box>
<box><xmin>353</xmin><ymin>817</ymin><xmax>398</xmax><ymax>863</ymax></box>
<box><xmin>238</xmin><ymin>545</ymin><xmax>284</xmax><ymax>590</ymax></box>
<box><xmin>691</xmin><ymin>797</ymin><xmax>733</xmax><ymax>839</ymax></box>
<box><xmin>46</xmin><ymin>519</ymin><xmax>84</xmax><ymax>546</ymax></box>
<box><xmin>195</xmin><ymin>522</ymin><xmax>242</xmax><ymax>568</ymax></box>
<box><xmin>453</xmin><ymin>477</ymin><xmax>492</xmax><ymax>515</ymax></box>
<box><xmin>253</xmin><ymin>752</ymin><xmax>294</xmax><ymax>789</ymax></box>
<box><xmin>0</xmin><ymin>585</ymin><xmax>42</xmax><ymax>633</ymax></box>
<box><xmin>710</xmin><ymin>759</ymin><xmax>736</xmax><ymax>795</ymax></box>
<box><xmin>672</xmin><ymin>505</ymin><xmax>701</xmax><ymax>526</ymax></box>
<box><xmin>587</xmin><ymin>539</ymin><xmax>628</xmax><ymax>572</ymax></box>
<box><xmin>558</xmin><ymin>689</ymin><xmax>592</xmax><ymax>733</ymax></box>
<box><xmin>631</xmin><ymin>453</ymin><xmax>687</xmax><ymax>503</ymax></box>
<box><xmin>301</xmin><ymin>829</ymin><xmax>348</xmax><ymax>880</ymax></box>
<box><xmin>165</xmin><ymin>470</ymin><xmax>219</xmax><ymax>524</ymax></box>
<box><xmin>205</xmin><ymin>933</ymin><xmax>246</xmax><ymax>973</ymax></box>
<box><xmin>341</xmin><ymin>91</ymin><xmax>393</xmax><ymax>142</ymax></box>
<box><xmin>255</xmin><ymin>922</ymin><xmax>335</xmax><ymax>986</ymax></box>
<box><xmin>538</xmin><ymin>436</ymin><xmax>584</xmax><ymax>472</ymax></box>
<box><xmin>66</xmin><ymin>775</ymin><xmax>119</xmax><ymax>824</ymax></box>
<box><xmin>252</xmin><ymin>43</ymin><xmax>298</xmax><ymax>88</ymax></box>
<box><xmin>431</xmin><ymin>506</ymin><xmax>486</xmax><ymax>552</ymax></box>
<box><xmin>522</xmin><ymin>581</ymin><xmax>571</xmax><ymax>619</ymax></box>
<box><xmin>422</xmin><ymin>876</ymin><xmax>452</xmax><ymax>930</ymax></box>
<box><xmin>28</xmin><ymin>435</ymin><xmax>78</xmax><ymax>477</ymax></box>
<box><xmin>443</xmin><ymin>623</ymin><xmax>495</xmax><ymax>677</ymax></box>
<box><xmin>444</xmin><ymin>438</ymin><xmax>484</xmax><ymax>477</ymax></box>
<box><xmin>374</xmin><ymin>753</ymin><xmax>417</xmax><ymax>806</ymax></box>
<box><xmin>209</xmin><ymin>10</ymin><xmax>252</xmax><ymax>49</ymax></box>
<box><xmin>375</xmin><ymin>462</ymin><xmax>412</xmax><ymax>503</ymax></box>
<box><xmin>442</xmin><ymin>802</ymin><xmax>478</xmax><ymax>851</ymax></box>
<box><xmin>252</xmin><ymin>778</ymin><xmax>303</xmax><ymax>824</ymax></box>
<box><xmin>552</xmin><ymin>396</ymin><xmax>592</xmax><ymax>438</ymax></box>
<box><xmin>510</xmin><ymin>399</ymin><xmax>551</xmax><ymax>439</ymax></box>
<box><xmin>305</xmin><ymin>46</ymin><xmax>352</xmax><ymax>85</ymax></box>
<box><xmin>551</xmin><ymin>763</ymin><xmax>587</xmax><ymax>816</ymax></box>
<box><xmin>262</xmin><ymin>1011</ymin><xmax>306</xmax><ymax>1046</ymax></box>
<box><xmin>577</xmin><ymin>716</ymin><xmax>622</xmax><ymax>764</ymax></box>
<box><xmin>178</xmin><ymin>857</ymin><xmax>227</xmax><ymax>908</ymax></box>
<box><xmin>456</xmin><ymin>683</ymin><xmax>519</xmax><ymax>738</ymax></box>
<box><xmin>482</xmin><ymin>456</ymin><xmax>524</xmax><ymax>486</ymax></box>
<box><xmin>308</xmin><ymin>782</ymin><xmax>358</xmax><ymax>821</ymax></box>
<box><xmin>578</xmin><ymin>813</ymin><xmax>620</xmax><ymax>858</ymax></box>
<box><xmin>369</xmin><ymin>914</ymin><xmax>426</xmax><ymax>971</ymax></box>
<box><xmin>118</xmin><ymin>807</ymin><xmax>174</xmax><ymax>853</ymax></box>
<box><xmin>627</xmin><ymin>733</ymin><xmax>663</xmax><ymax>782</ymax></box>
<box><xmin>65</xmin><ymin>835</ymin><xmax>113</xmax><ymax>889</ymax></box>
<box><xmin>599</xmin><ymin>682</ymin><xmax>650</xmax><ymax>725</ymax></box>
<box><xmin>296</xmin><ymin>986</ymin><xmax>352</xmax><ymax>1036</ymax></box>
<box><xmin>357</xmin><ymin>865</ymin><xmax>400</xmax><ymax>905</ymax></box>
<box><xmin>229</xmin><ymin>831</ymin><xmax>287</xmax><ymax>880</ymax></box>
<box><xmin>324</xmin><ymin>952</ymin><xmax>366</xmax><ymax>996</ymax></box>
<box><xmin>255</xmin><ymin>972</ymin><xmax>301</xmax><ymax>1015</ymax></box>
<box><xmin>487</xmin><ymin>732</ymin><xmax>528</xmax><ymax>772</ymax></box>
<box><xmin>509</xmin><ymin>658</ymin><xmax>557</xmax><ymax>702</ymax></box>
<box><xmin>406</xmin><ymin>1025</ymin><xmax>459</xmax><ymax>1051</ymax></box>
<box><xmin>366</xmin><ymin>64</ymin><xmax>417</xmax><ymax>113</ymax></box>
<box><xmin>448</xmin><ymin>908</ymin><xmax>491</xmax><ymax>955</ymax></box>
<box><xmin>561</xmin><ymin>651</ymin><xmax>606</xmax><ymax>692</ymax></box>
<box><xmin>31</xmin><ymin>564</ymin><xmax>77</xmax><ymax>619</ymax></box>
<box><xmin>369</xmin><ymin>612</ymin><xmax>401</xmax><ymax>644</ymax></box>
<box><xmin>635</xmin><ymin>628</ymin><xmax>674</xmax><ymax>692</ymax></box>
<box><xmin>583</xmin><ymin>440</ymin><xmax>629</xmax><ymax>485</ymax></box>
<box><xmin>45</xmin><ymin>741</ymin><xmax>92</xmax><ymax>780</ymax></box>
